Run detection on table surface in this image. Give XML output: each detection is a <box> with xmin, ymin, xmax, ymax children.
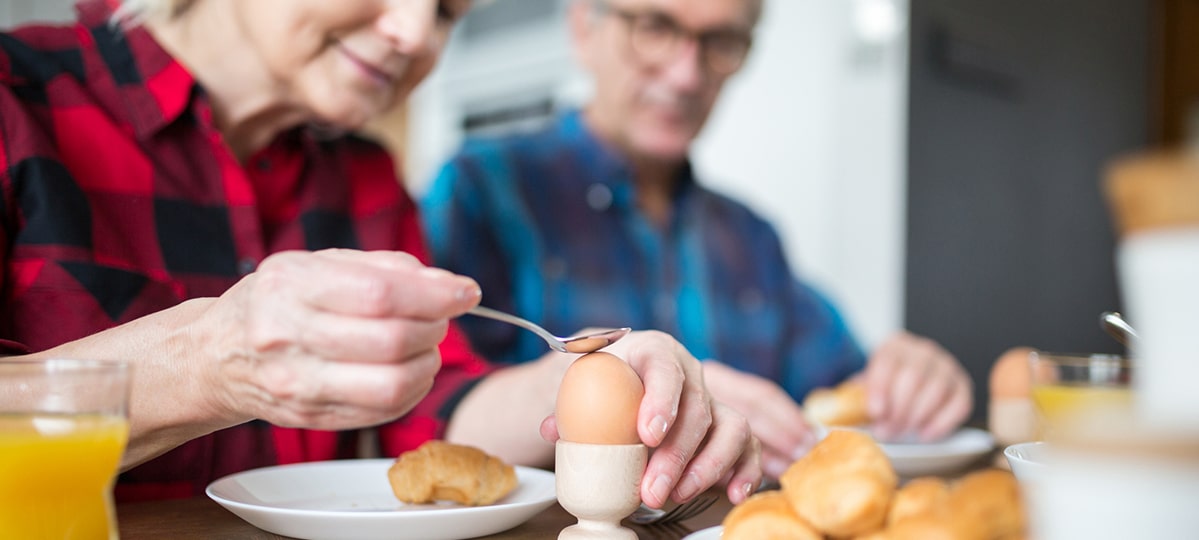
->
<box><xmin>116</xmin><ymin>449</ymin><xmax>998</xmax><ymax>539</ymax></box>
<box><xmin>117</xmin><ymin>490</ymin><xmax>730</xmax><ymax>540</ymax></box>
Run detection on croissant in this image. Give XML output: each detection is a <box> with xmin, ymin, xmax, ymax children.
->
<box><xmin>721</xmin><ymin>490</ymin><xmax>822</xmax><ymax>540</ymax></box>
<box><xmin>948</xmin><ymin>469</ymin><xmax>1026</xmax><ymax>539</ymax></box>
<box><xmin>387</xmin><ymin>441</ymin><xmax>517</xmax><ymax>506</ymax></box>
<box><xmin>780</xmin><ymin>429</ymin><xmax>897</xmax><ymax>537</ymax></box>
<box><xmin>804</xmin><ymin>379</ymin><xmax>870</xmax><ymax>426</ymax></box>
<box><xmin>886</xmin><ymin>476</ymin><xmax>950</xmax><ymax>527</ymax></box>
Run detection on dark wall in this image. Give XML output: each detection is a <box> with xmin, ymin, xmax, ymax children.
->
<box><xmin>906</xmin><ymin>0</ymin><xmax>1150</xmax><ymax>422</ymax></box>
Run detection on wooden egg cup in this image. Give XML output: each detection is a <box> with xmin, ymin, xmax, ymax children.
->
<box><xmin>555</xmin><ymin>441</ymin><xmax>648</xmax><ymax>539</ymax></box>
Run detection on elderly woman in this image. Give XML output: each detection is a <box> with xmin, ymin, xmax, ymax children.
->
<box><xmin>0</xmin><ymin>0</ymin><xmax>760</xmax><ymax>508</ymax></box>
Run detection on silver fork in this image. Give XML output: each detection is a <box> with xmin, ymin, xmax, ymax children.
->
<box><xmin>627</xmin><ymin>495</ymin><xmax>718</xmax><ymax>526</ymax></box>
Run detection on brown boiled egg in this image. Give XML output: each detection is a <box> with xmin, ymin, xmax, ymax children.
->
<box><xmin>988</xmin><ymin>346</ymin><xmax>1036</xmax><ymax>448</ymax></box>
<box><xmin>555</xmin><ymin>351</ymin><xmax>645</xmax><ymax>445</ymax></box>
<box><xmin>990</xmin><ymin>346</ymin><xmax>1034</xmax><ymax>400</ymax></box>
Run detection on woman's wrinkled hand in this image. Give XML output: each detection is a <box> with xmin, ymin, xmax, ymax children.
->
<box><xmin>200</xmin><ymin>249</ymin><xmax>481</xmax><ymax>430</ymax></box>
<box><xmin>540</xmin><ymin>330</ymin><xmax>763</xmax><ymax>508</ymax></box>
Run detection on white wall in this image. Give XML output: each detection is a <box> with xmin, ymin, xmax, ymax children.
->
<box><xmin>0</xmin><ymin>0</ymin><xmax>74</xmax><ymax>27</ymax></box>
<box><xmin>409</xmin><ymin>0</ymin><xmax>910</xmax><ymax>348</ymax></box>
<box><xmin>694</xmin><ymin>0</ymin><xmax>909</xmax><ymax>347</ymax></box>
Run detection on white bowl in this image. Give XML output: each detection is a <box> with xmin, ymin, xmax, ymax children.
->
<box><xmin>1004</xmin><ymin>441</ymin><xmax>1199</xmax><ymax>540</ymax></box>
<box><xmin>1003</xmin><ymin>441</ymin><xmax>1048</xmax><ymax>484</ymax></box>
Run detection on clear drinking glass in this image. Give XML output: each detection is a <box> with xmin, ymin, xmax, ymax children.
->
<box><xmin>1028</xmin><ymin>351</ymin><xmax>1133</xmax><ymax>441</ymax></box>
<box><xmin>0</xmin><ymin>359</ymin><xmax>130</xmax><ymax>539</ymax></box>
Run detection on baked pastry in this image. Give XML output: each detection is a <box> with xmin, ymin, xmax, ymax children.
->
<box><xmin>948</xmin><ymin>469</ymin><xmax>1025</xmax><ymax>539</ymax></box>
<box><xmin>387</xmin><ymin>440</ymin><xmax>517</xmax><ymax>506</ymax></box>
<box><xmin>721</xmin><ymin>490</ymin><xmax>822</xmax><ymax>540</ymax></box>
<box><xmin>780</xmin><ymin>429</ymin><xmax>897</xmax><ymax>537</ymax></box>
<box><xmin>878</xmin><ymin>513</ymin><xmax>987</xmax><ymax>540</ymax></box>
<box><xmin>804</xmin><ymin>379</ymin><xmax>870</xmax><ymax>426</ymax></box>
<box><xmin>729</xmin><ymin>432</ymin><xmax>1027</xmax><ymax>539</ymax></box>
<box><xmin>886</xmin><ymin>476</ymin><xmax>950</xmax><ymax>526</ymax></box>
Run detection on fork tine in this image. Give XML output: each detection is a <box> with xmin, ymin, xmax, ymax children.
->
<box><xmin>652</xmin><ymin>502</ymin><xmax>688</xmax><ymax>523</ymax></box>
<box><xmin>668</xmin><ymin>496</ymin><xmax>717</xmax><ymax>523</ymax></box>
<box><xmin>648</xmin><ymin>495</ymin><xmax>715</xmax><ymax>525</ymax></box>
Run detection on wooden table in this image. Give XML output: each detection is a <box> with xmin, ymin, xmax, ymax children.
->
<box><xmin>116</xmin><ymin>446</ymin><xmax>998</xmax><ymax>538</ymax></box>
<box><xmin>116</xmin><ymin>491</ymin><xmax>731</xmax><ymax>539</ymax></box>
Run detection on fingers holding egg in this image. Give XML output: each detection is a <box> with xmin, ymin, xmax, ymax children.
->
<box><xmin>606</xmin><ymin>330</ymin><xmax>690</xmax><ymax>447</ymax></box>
<box><xmin>555</xmin><ymin>332</ymin><xmax>757</xmax><ymax>509</ymax></box>
<box><xmin>671</xmin><ymin>401</ymin><xmax>762</xmax><ymax>504</ymax></box>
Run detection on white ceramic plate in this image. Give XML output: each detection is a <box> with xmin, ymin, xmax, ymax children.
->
<box><xmin>880</xmin><ymin>427</ymin><xmax>995</xmax><ymax>477</ymax></box>
<box><xmin>684</xmin><ymin>525</ymin><xmax>723</xmax><ymax>540</ymax></box>
<box><xmin>206</xmin><ymin>458</ymin><xmax>556</xmax><ymax>540</ymax></box>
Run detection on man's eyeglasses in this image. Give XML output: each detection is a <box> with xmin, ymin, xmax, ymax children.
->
<box><xmin>594</xmin><ymin>1</ymin><xmax>753</xmax><ymax>76</ymax></box>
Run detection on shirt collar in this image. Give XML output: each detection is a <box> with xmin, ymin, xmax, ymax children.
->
<box><xmin>76</xmin><ymin>0</ymin><xmax>198</xmax><ymax>140</ymax></box>
<box><xmin>554</xmin><ymin>109</ymin><xmax>699</xmax><ymax>210</ymax></box>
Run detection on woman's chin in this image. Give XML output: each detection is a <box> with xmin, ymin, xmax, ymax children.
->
<box><xmin>305</xmin><ymin>89</ymin><xmax>396</xmax><ymax>132</ymax></box>
<box><xmin>309</xmin><ymin>105</ymin><xmax>376</xmax><ymax>132</ymax></box>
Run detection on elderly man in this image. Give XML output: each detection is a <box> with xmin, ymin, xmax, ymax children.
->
<box><xmin>423</xmin><ymin>0</ymin><xmax>973</xmax><ymax>479</ymax></box>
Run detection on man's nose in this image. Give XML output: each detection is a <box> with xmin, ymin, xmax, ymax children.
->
<box><xmin>376</xmin><ymin>1</ymin><xmax>438</xmax><ymax>55</ymax></box>
<box><xmin>659</xmin><ymin>38</ymin><xmax>704</xmax><ymax>91</ymax></box>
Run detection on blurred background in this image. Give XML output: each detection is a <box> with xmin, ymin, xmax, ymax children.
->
<box><xmin>2</xmin><ymin>0</ymin><xmax>1192</xmax><ymax>422</ymax></box>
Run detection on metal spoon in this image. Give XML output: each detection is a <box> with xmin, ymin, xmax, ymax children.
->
<box><xmin>1100</xmin><ymin>311</ymin><xmax>1140</xmax><ymax>347</ymax></box>
<box><xmin>466</xmin><ymin>306</ymin><xmax>631</xmax><ymax>354</ymax></box>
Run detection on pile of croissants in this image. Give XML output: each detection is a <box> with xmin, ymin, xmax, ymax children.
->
<box><xmin>722</xmin><ymin>430</ymin><xmax>1026</xmax><ymax>540</ymax></box>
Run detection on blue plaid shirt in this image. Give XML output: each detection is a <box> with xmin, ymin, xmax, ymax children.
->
<box><xmin>422</xmin><ymin>110</ymin><xmax>865</xmax><ymax>401</ymax></box>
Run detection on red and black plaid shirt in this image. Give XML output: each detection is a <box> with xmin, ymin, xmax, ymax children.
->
<box><xmin>0</xmin><ymin>0</ymin><xmax>492</xmax><ymax>501</ymax></box>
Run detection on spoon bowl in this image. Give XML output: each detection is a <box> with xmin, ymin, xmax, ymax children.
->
<box><xmin>466</xmin><ymin>306</ymin><xmax>630</xmax><ymax>354</ymax></box>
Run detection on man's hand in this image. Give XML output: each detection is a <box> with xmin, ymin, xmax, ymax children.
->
<box><xmin>863</xmin><ymin>331</ymin><xmax>973</xmax><ymax>442</ymax></box>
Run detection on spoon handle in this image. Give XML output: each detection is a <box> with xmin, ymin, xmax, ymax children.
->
<box><xmin>1100</xmin><ymin>311</ymin><xmax>1139</xmax><ymax>346</ymax></box>
<box><xmin>467</xmin><ymin>306</ymin><xmax>568</xmax><ymax>352</ymax></box>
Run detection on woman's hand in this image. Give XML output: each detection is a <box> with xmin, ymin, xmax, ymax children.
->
<box><xmin>702</xmin><ymin>361</ymin><xmax>818</xmax><ymax>480</ymax></box>
<box><xmin>540</xmin><ymin>331</ymin><xmax>763</xmax><ymax>507</ymax></box>
<box><xmin>201</xmin><ymin>249</ymin><xmax>481</xmax><ymax>430</ymax></box>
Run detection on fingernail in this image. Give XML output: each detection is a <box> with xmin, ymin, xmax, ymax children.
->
<box><xmin>791</xmin><ymin>444</ymin><xmax>810</xmax><ymax>461</ymax></box>
<box><xmin>456</xmin><ymin>285</ymin><xmax>482</xmax><ymax>301</ymax></box>
<box><xmin>648</xmin><ymin>415</ymin><xmax>670</xmax><ymax>444</ymax></box>
<box><xmin>742</xmin><ymin>482</ymin><xmax>755</xmax><ymax>498</ymax></box>
<box><xmin>650</xmin><ymin>474</ymin><xmax>673</xmax><ymax>506</ymax></box>
<box><xmin>675</xmin><ymin>472</ymin><xmax>703</xmax><ymax>501</ymax></box>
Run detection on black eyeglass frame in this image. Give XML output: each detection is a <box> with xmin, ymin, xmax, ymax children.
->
<box><xmin>593</xmin><ymin>0</ymin><xmax>754</xmax><ymax>76</ymax></box>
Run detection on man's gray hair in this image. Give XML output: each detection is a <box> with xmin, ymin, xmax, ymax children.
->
<box><xmin>579</xmin><ymin>0</ymin><xmax>763</xmax><ymax>27</ymax></box>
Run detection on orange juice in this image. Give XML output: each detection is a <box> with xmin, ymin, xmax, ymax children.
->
<box><xmin>1031</xmin><ymin>385</ymin><xmax>1134</xmax><ymax>439</ymax></box>
<box><xmin>0</xmin><ymin>413</ymin><xmax>129</xmax><ymax>539</ymax></box>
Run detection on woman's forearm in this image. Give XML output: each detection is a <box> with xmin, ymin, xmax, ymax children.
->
<box><xmin>25</xmin><ymin>298</ymin><xmax>242</xmax><ymax>470</ymax></box>
<box><xmin>444</xmin><ymin>352</ymin><xmax>570</xmax><ymax>468</ymax></box>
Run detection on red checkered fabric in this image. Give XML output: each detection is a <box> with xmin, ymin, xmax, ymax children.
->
<box><xmin>1</xmin><ymin>0</ymin><xmax>492</xmax><ymax>501</ymax></box>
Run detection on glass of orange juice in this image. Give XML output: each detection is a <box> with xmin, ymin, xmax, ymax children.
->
<box><xmin>1028</xmin><ymin>351</ymin><xmax>1133</xmax><ymax>441</ymax></box>
<box><xmin>0</xmin><ymin>359</ymin><xmax>129</xmax><ymax>539</ymax></box>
